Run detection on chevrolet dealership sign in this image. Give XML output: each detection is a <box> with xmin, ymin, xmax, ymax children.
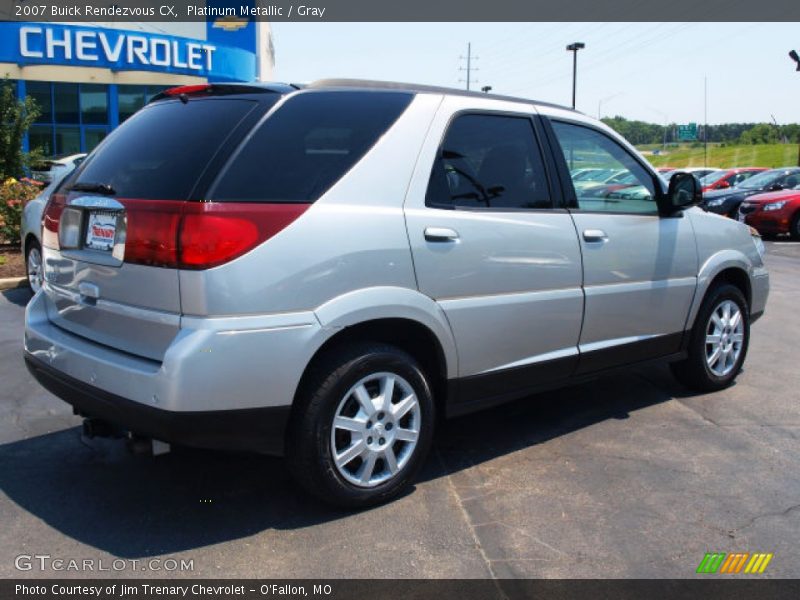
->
<box><xmin>0</xmin><ymin>22</ymin><xmax>256</xmax><ymax>81</ymax></box>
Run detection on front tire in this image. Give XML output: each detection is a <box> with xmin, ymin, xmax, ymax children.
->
<box><xmin>670</xmin><ymin>284</ymin><xmax>749</xmax><ymax>392</ymax></box>
<box><xmin>286</xmin><ymin>343</ymin><xmax>435</xmax><ymax>508</ymax></box>
<box><xmin>790</xmin><ymin>212</ymin><xmax>800</xmax><ymax>241</ymax></box>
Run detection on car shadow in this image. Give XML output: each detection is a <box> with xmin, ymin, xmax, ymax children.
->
<box><xmin>1</xmin><ymin>287</ymin><xmax>31</xmax><ymax>307</ymax></box>
<box><xmin>0</xmin><ymin>363</ymin><xmax>691</xmax><ymax>559</ymax></box>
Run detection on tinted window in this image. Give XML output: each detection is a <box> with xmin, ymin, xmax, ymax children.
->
<box><xmin>426</xmin><ymin>114</ymin><xmax>551</xmax><ymax>209</ymax></box>
<box><xmin>54</xmin><ymin>83</ymin><xmax>79</xmax><ymax>123</ymax></box>
<box><xmin>28</xmin><ymin>82</ymin><xmax>52</xmax><ymax>124</ymax></box>
<box><xmin>72</xmin><ymin>98</ymin><xmax>264</xmax><ymax>200</ymax></box>
<box><xmin>80</xmin><ymin>84</ymin><xmax>108</xmax><ymax>124</ymax></box>
<box><xmin>211</xmin><ymin>91</ymin><xmax>412</xmax><ymax>203</ymax></box>
<box><xmin>551</xmin><ymin>121</ymin><xmax>656</xmax><ymax>214</ymax></box>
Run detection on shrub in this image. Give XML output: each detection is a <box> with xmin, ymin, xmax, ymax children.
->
<box><xmin>0</xmin><ymin>178</ymin><xmax>44</xmax><ymax>244</ymax></box>
<box><xmin>0</xmin><ymin>79</ymin><xmax>41</xmax><ymax>181</ymax></box>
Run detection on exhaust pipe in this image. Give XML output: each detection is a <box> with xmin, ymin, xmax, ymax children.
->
<box><xmin>82</xmin><ymin>418</ymin><xmax>120</xmax><ymax>439</ymax></box>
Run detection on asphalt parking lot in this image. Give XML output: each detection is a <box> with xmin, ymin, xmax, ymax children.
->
<box><xmin>1</xmin><ymin>241</ymin><xmax>798</xmax><ymax>580</ymax></box>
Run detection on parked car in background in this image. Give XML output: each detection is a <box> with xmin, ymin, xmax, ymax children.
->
<box><xmin>704</xmin><ymin>168</ymin><xmax>800</xmax><ymax>217</ymax></box>
<box><xmin>700</xmin><ymin>167</ymin><xmax>767</xmax><ymax>193</ymax></box>
<box><xmin>688</xmin><ymin>167</ymin><xmax>721</xmax><ymax>179</ymax></box>
<box><xmin>738</xmin><ymin>186</ymin><xmax>800</xmax><ymax>240</ymax></box>
<box><xmin>24</xmin><ymin>80</ymin><xmax>769</xmax><ymax>508</ymax></box>
<box><xmin>30</xmin><ymin>154</ymin><xmax>86</xmax><ymax>183</ymax></box>
<box><xmin>20</xmin><ymin>167</ymin><xmax>77</xmax><ymax>293</ymax></box>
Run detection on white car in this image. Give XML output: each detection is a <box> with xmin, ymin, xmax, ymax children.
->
<box><xmin>20</xmin><ymin>167</ymin><xmax>78</xmax><ymax>292</ymax></box>
<box><xmin>31</xmin><ymin>153</ymin><xmax>86</xmax><ymax>184</ymax></box>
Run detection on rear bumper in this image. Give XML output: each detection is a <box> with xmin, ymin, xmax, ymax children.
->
<box><xmin>25</xmin><ymin>353</ymin><xmax>290</xmax><ymax>455</ymax></box>
<box><xmin>24</xmin><ymin>289</ymin><xmax>325</xmax><ymax>455</ymax></box>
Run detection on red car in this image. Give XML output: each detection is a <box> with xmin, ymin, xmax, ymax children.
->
<box><xmin>738</xmin><ymin>188</ymin><xmax>800</xmax><ymax>240</ymax></box>
<box><xmin>700</xmin><ymin>167</ymin><xmax>767</xmax><ymax>193</ymax></box>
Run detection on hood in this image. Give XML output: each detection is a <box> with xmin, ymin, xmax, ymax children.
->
<box><xmin>703</xmin><ymin>187</ymin><xmax>750</xmax><ymax>201</ymax></box>
<box><xmin>743</xmin><ymin>189</ymin><xmax>800</xmax><ymax>204</ymax></box>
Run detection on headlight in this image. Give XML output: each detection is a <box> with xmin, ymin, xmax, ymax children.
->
<box><xmin>749</xmin><ymin>226</ymin><xmax>765</xmax><ymax>259</ymax></box>
<box><xmin>763</xmin><ymin>201</ymin><xmax>787</xmax><ymax>212</ymax></box>
<box><xmin>706</xmin><ymin>198</ymin><xmax>725</xmax><ymax>207</ymax></box>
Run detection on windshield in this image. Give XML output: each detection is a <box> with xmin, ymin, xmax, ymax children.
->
<box><xmin>738</xmin><ymin>170</ymin><xmax>787</xmax><ymax>190</ymax></box>
<box><xmin>700</xmin><ymin>170</ymin><xmax>729</xmax><ymax>185</ymax></box>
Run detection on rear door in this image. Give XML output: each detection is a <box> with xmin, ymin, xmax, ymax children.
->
<box><xmin>545</xmin><ymin>117</ymin><xmax>698</xmax><ymax>373</ymax></box>
<box><xmin>404</xmin><ymin>97</ymin><xmax>584</xmax><ymax>406</ymax></box>
<box><xmin>41</xmin><ymin>95</ymin><xmax>272</xmax><ymax>361</ymax></box>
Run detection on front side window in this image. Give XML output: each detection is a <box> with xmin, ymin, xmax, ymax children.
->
<box><xmin>426</xmin><ymin>114</ymin><xmax>551</xmax><ymax>210</ymax></box>
<box><xmin>551</xmin><ymin>121</ymin><xmax>656</xmax><ymax>214</ymax></box>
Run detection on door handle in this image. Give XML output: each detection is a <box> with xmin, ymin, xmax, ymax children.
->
<box><xmin>424</xmin><ymin>227</ymin><xmax>460</xmax><ymax>242</ymax></box>
<box><xmin>582</xmin><ymin>229</ymin><xmax>608</xmax><ymax>243</ymax></box>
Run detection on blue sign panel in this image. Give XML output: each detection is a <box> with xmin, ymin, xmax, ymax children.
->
<box><xmin>0</xmin><ymin>22</ymin><xmax>256</xmax><ymax>82</ymax></box>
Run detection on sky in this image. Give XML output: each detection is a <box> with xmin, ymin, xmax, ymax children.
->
<box><xmin>270</xmin><ymin>22</ymin><xmax>799</xmax><ymax>125</ymax></box>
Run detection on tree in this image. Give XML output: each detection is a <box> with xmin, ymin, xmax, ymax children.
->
<box><xmin>0</xmin><ymin>79</ymin><xmax>40</xmax><ymax>180</ymax></box>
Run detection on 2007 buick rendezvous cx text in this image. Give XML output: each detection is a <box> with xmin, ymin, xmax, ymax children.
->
<box><xmin>24</xmin><ymin>79</ymin><xmax>769</xmax><ymax>508</ymax></box>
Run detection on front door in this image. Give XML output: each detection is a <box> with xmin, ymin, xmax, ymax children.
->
<box><xmin>546</xmin><ymin>118</ymin><xmax>698</xmax><ymax>373</ymax></box>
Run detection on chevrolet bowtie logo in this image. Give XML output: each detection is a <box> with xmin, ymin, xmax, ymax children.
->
<box><xmin>212</xmin><ymin>17</ymin><xmax>249</xmax><ymax>32</ymax></box>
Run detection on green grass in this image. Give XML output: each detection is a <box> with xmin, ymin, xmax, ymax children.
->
<box><xmin>638</xmin><ymin>144</ymin><xmax>800</xmax><ymax>169</ymax></box>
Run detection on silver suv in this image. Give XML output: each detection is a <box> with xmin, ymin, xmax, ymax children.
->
<box><xmin>24</xmin><ymin>80</ymin><xmax>770</xmax><ymax>507</ymax></box>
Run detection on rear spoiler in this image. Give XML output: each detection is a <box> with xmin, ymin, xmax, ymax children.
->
<box><xmin>149</xmin><ymin>82</ymin><xmax>301</xmax><ymax>103</ymax></box>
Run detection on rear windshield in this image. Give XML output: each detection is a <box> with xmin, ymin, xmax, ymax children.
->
<box><xmin>210</xmin><ymin>91</ymin><xmax>413</xmax><ymax>203</ymax></box>
<box><xmin>69</xmin><ymin>98</ymin><xmax>271</xmax><ymax>200</ymax></box>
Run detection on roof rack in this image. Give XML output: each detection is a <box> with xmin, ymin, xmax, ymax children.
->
<box><xmin>307</xmin><ymin>78</ymin><xmax>576</xmax><ymax>113</ymax></box>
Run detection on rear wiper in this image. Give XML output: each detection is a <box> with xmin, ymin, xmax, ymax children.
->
<box><xmin>70</xmin><ymin>182</ymin><xmax>116</xmax><ymax>195</ymax></box>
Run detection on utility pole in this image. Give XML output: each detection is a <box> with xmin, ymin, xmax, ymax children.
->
<box><xmin>459</xmin><ymin>43</ymin><xmax>478</xmax><ymax>91</ymax></box>
<box><xmin>703</xmin><ymin>76</ymin><xmax>708</xmax><ymax>168</ymax></box>
<box><xmin>566</xmin><ymin>42</ymin><xmax>585</xmax><ymax>109</ymax></box>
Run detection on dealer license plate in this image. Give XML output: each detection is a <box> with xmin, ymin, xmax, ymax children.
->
<box><xmin>85</xmin><ymin>211</ymin><xmax>118</xmax><ymax>251</ymax></box>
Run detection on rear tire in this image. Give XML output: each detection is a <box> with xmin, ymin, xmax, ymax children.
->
<box><xmin>670</xmin><ymin>284</ymin><xmax>749</xmax><ymax>392</ymax></box>
<box><xmin>25</xmin><ymin>239</ymin><xmax>43</xmax><ymax>295</ymax></box>
<box><xmin>286</xmin><ymin>343</ymin><xmax>435</xmax><ymax>508</ymax></box>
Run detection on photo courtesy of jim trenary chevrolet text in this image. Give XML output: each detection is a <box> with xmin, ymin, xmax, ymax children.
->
<box><xmin>0</xmin><ymin>0</ymin><xmax>799</xmax><ymax>598</ymax></box>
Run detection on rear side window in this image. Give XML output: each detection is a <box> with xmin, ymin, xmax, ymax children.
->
<box><xmin>426</xmin><ymin>114</ymin><xmax>552</xmax><ymax>210</ymax></box>
<box><xmin>71</xmin><ymin>98</ymin><xmax>265</xmax><ymax>200</ymax></box>
<box><xmin>210</xmin><ymin>91</ymin><xmax>413</xmax><ymax>203</ymax></box>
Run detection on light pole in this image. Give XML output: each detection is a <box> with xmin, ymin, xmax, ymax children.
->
<box><xmin>598</xmin><ymin>92</ymin><xmax>623</xmax><ymax>119</ymax></box>
<box><xmin>566</xmin><ymin>42</ymin><xmax>585</xmax><ymax>109</ymax></box>
<box><xmin>791</xmin><ymin>50</ymin><xmax>800</xmax><ymax>166</ymax></box>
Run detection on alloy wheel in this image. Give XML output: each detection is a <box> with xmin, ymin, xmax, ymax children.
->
<box><xmin>27</xmin><ymin>246</ymin><xmax>43</xmax><ymax>293</ymax></box>
<box><xmin>330</xmin><ymin>372</ymin><xmax>421</xmax><ymax>488</ymax></box>
<box><xmin>705</xmin><ymin>299</ymin><xmax>744</xmax><ymax>377</ymax></box>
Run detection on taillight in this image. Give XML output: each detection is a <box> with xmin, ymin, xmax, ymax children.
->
<box><xmin>42</xmin><ymin>193</ymin><xmax>66</xmax><ymax>250</ymax></box>
<box><xmin>121</xmin><ymin>201</ymin><xmax>310</xmax><ymax>270</ymax></box>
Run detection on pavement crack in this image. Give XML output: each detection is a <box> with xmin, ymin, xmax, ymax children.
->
<box><xmin>732</xmin><ymin>503</ymin><xmax>800</xmax><ymax>532</ymax></box>
<box><xmin>434</xmin><ymin>448</ymin><xmax>507</xmax><ymax>597</ymax></box>
<box><xmin>674</xmin><ymin>398</ymin><xmax>721</xmax><ymax>427</ymax></box>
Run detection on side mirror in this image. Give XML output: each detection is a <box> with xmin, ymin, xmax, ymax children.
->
<box><xmin>716</xmin><ymin>180</ymin><xmax>731</xmax><ymax>189</ymax></box>
<box><xmin>769</xmin><ymin>183</ymin><xmax>784</xmax><ymax>191</ymax></box>
<box><xmin>664</xmin><ymin>172</ymin><xmax>702</xmax><ymax>214</ymax></box>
